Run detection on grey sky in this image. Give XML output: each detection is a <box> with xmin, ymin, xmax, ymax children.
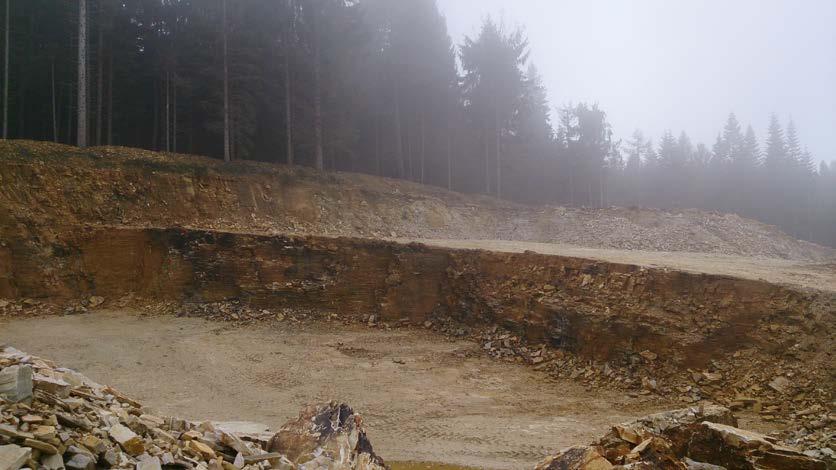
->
<box><xmin>437</xmin><ymin>0</ymin><xmax>836</xmax><ymax>164</ymax></box>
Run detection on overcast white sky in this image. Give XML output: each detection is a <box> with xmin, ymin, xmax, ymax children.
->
<box><xmin>437</xmin><ymin>0</ymin><xmax>836</xmax><ymax>164</ymax></box>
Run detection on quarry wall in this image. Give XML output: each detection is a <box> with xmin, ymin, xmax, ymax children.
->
<box><xmin>2</xmin><ymin>226</ymin><xmax>828</xmax><ymax>369</ymax></box>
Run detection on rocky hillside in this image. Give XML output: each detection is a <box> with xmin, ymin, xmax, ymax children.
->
<box><xmin>0</xmin><ymin>140</ymin><xmax>832</xmax><ymax>261</ymax></box>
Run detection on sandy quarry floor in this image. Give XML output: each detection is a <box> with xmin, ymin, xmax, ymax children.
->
<box><xmin>401</xmin><ymin>239</ymin><xmax>836</xmax><ymax>292</ymax></box>
<box><xmin>2</xmin><ymin>310</ymin><xmax>676</xmax><ymax>469</ymax></box>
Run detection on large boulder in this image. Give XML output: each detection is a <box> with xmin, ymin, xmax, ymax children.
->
<box><xmin>267</xmin><ymin>402</ymin><xmax>387</xmax><ymax>470</ymax></box>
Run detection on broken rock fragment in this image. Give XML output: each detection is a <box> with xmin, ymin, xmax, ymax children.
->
<box><xmin>108</xmin><ymin>423</ymin><xmax>145</xmax><ymax>456</ymax></box>
<box><xmin>0</xmin><ymin>365</ymin><xmax>33</xmax><ymax>403</ymax></box>
<box><xmin>0</xmin><ymin>444</ymin><xmax>31</xmax><ymax>470</ymax></box>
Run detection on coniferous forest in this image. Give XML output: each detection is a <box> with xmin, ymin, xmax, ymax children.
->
<box><xmin>3</xmin><ymin>0</ymin><xmax>835</xmax><ymax>247</ymax></box>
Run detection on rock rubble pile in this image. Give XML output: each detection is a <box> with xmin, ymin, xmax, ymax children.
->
<box><xmin>536</xmin><ymin>405</ymin><xmax>829</xmax><ymax>469</ymax></box>
<box><xmin>0</xmin><ymin>346</ymin><xmax>385</xmax><ymax>470</ymax></box>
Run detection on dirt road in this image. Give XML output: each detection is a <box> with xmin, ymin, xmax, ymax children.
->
<box><xmin>401</xmin><ymin>238</ymin><xmax>836</xmax><ymax>292</ymax></box>
<box><xmin>2</xmin><ymin>310</ymin><xmax>673</xmax><ymax>469</ymax></box>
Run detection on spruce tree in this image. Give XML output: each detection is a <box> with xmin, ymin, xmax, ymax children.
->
<box><xmin>763</xmin><ymin>114</ymin><xmax>787</xmax><ymax>172</ymax></box>
<box><xmin>785</xmin><ymin>118</ymin><xmax>802</xmax><ymax>167</ymax></box>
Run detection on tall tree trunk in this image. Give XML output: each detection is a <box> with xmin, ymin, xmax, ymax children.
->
<box><xmin>3</xmin><ymin>0</ymin><xmax>9</xmax><ymax>139</ymax></box>
<box><xmin>446</xmin><ymin>110</ymin><xmax>452</xmax><ymax>191</ymax></box>
<box><xmin>392</xmin><ymin>79</ymin><xmax>404</xmax><ymax>178</ymax></box>
<box><xmin>599</xmin><ymin>169</ymin><xmax>605</xmax><ymax>208</ymax></box>
<box><xmin>51</xmin><ymin>59</ymin><xmax>57</xmax><ymax>142</ymax></box>
<box><xmin>284</xmin><ymin>42</ymin><xmax>293</xmax><ymax>165</ymax></box>
<box><xmin>419</xmin><ymin>106</ymin><xmax>425</xmax><ymax>184</ymax></box>
<box><xmin>230</xmin><ymin>115</ymin><xmax>234</xmax><ymax>161</ymax></box>
<box><xmin>374</xmin><ymin>113</ymin><xmax>380</xmax><ymax>176</ymax></box>
<box><xmin>56</xmin><ymin>84</ymin><xmax>63</xmax><ymax>143</ymax></box>
<box><xmin>106</xmin><ymin>45</ymin><xmax>113</xmax><ymax>145</ymax></box>
<box><xmin>77</xmin><ymin>0</ymin><xmax>88</xmax><ymax>147</ymax></box>
<box><xmin>221</xmin><ymin>0</ymin><xmax>230</xmax><ymax>162</ymax></box>
<box><xmin>406</xmin><ymin>123</ymin><xmax>413</xmax><ymax>180</ymax></box>
<box><xmin>66</xmin><ymin>84</ymin><xmax>73</xmax><ymax>144</ymax></box>
<box><xmin>165</xmin><ymin>70</ymin><xmax>170</xmax><ymax>152</ymax></box>
<box><xmin>95</xmin><ymin>9</ymin><xmax>103</xmax><ymax>146</ymax></box>
<box><xmin>151</xmin><ymin>80</ymin><xmax>158</xmax><ymax>150</ymax></box>
<box><xmin>311</xmin><ymin>7</ymin><xmax>324</xmax><ymax>171</ymax></box>
<box><xmin>568</xmin><ymin>161</ymin><xmax>575</xmax><ymax>205</ymax></box>
<box><xmin>172</xmin><ymin>72</ymin><xmax>177</xmax><ymax>153</ymax></box>
<box><xmin>483</xmin><ymin>130</ymin><xmax>490</xmax><ymax>194</ymax></box>
<box><xmin>495</xmin><ymin>102</ymin><xmax>501</xmax><ymax>199</ymax></box>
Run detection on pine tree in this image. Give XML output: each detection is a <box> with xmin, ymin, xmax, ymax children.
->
<box><xmin>738</xmin><ymin>125</ymin><xmax>761</xmax><ymax>169</ymax></box>
<box><xmin>624</xmin><ymin>129</ymin><xmax>644</xmax><ymax>174</ymax></box>
<box><xmin>657</xmin><ymin>130</ymin><xmax>677</xmax><ymax>169</ymax></box>
<box><xmin>763</xmin><ymin>114</ymin><xmax>786</xmax><ymax>172</ymax></box>
<box><xmin>461</xmin><ymin>17</ymin><xmax>528</xmax><ymax>198</ymax></box>
<box><xmin>785</xmin><ymin>118</ymin><xmax>801</xmax><ymax>167</ymax></box>
<box><xmin>711</xmin><ymin>133</ymin><xmax>728</xmax><ymax>168</ymax></box>
<box><xmin>799</xmin><ymin>147</ymin><xmax>815</xmax><ymax>176</ymax></box>
<box><xmin>721</xmin><ymin>113</ymin><xmax>743</xmax><ymax>163</ymax></box>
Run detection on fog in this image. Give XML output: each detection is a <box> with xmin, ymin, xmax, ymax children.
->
<box><xmin>438</xmin><ymin>0</ymin><xmax>836</xmax><ymax>163</ymax></box>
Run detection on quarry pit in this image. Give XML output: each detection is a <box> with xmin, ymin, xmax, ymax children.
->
<box><xmin>1</xmin><ymin>143</ymin><xmax>834</xmax><ymax>469</ymax></box>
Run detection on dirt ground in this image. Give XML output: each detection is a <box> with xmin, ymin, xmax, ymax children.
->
<box><xmin>402</xmin><ymin>238</ymin><xmax>836</xmax><ymax>292</ymax></box>
<box><xmin>2</xmin><ymin>310</ymin><xmax>677</xmax><ymax>470</ymax></box>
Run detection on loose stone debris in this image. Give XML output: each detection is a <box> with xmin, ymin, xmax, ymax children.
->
<box><xmin>0</xmin><ymin>346</ymin><xmax>385</xmax><ymax>470</ymax></box>
<box><xmin>536</xmin><ymin>405</ymin><xmax>829</xmax><ymax>469</ymax></box>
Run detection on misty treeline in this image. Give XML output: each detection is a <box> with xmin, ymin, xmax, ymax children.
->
<box><xmin>2</xmin><ymin>0</ymin><xmax>835</xmax><ymax>246</ymax></box>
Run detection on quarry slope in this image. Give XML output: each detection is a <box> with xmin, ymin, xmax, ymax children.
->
<box><xmin>1</xmin><ymin>140</ymin><xmax>832</xmax><ymax>262</ymax></box>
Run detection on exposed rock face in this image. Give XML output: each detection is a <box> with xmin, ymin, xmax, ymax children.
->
<box><xmin>537</xmin><ymin>406</ymin><xmax>828</xmax><ymax>470</ymax></box>
<box><xmin>0</xmin><ymin>346</ymin><xmax>387</xmax><ymax>470</ymax></box>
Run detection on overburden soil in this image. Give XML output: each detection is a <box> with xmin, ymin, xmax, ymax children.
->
<box><xmin>1</xmin><ymin>140</ymin><xmax>833</xmax><ymax>261</ymax></box>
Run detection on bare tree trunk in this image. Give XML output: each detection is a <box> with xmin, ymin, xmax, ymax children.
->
<box><xmin>374</xmin><ymin>113</ymin><xmax>380</xmax><ymax>176</ymax></box>
<box><xmin>66</xmin><ymin>84</ymin><xmax>73</xmax><ymax>144</ymax></box>
<box><xmin>284</xmin><ymin>45</ymin><xmax>293</xmax><ymax>165</ymax></box>
<box><xmin>483</xmin><ymin>130</ymin><xmax>490</xmax><ymax>194</ymax></box>
<box><xmin>165</xmin><ymin>70</ymin><xmax>170</xmax><ymax>152</ymax></box>
<box><xmin>172</xmin><ymin>72</ymin><xmax>177</xmax><ymax>153</ymax></box>
<box><xmin>3</xmin><ymin>0</ymin><xmax>9</xmax><ymax>139</ymax></box>
<box><xmin>230</xmin><ymin>114</ymin><xmax>235</xmax><ymax>161</ymax></box>
<box><xmin>77</xmin><ymin>0</ymin><xmax>88</xmax><ymax>148</ymax></box>
<box><xmin>392</xmin><ymin>79</ymin><xmax>405</xmax><ymax>178</ymax></box>
<box><xmin>151</xmin><ymin>80</ymin><xmax>158</xmax><ymax>150</ymax></box>
<box><xmin>568</xmin><ymin>166</ymin><xmax>574</xmax><ymax>205</ymax></box>
<box><xmin>56</xmin><ymin>85</ymin><xmax>63</xmax><ymax>143</ymax></box>
<box><xmin>106</xmin><ymin>45</ymin><xmax>112</xmax><ymax>145</ymax></box>
<box><xmin>406</xmin><ymin>123</ymin><xmax>413</xmax><ymax>180</ymax></box>
<box><xmin>222</xmin><ymin>0</ymin><xmax>230</xmax><ymax>162</ymax></box>
<box><xmin>446</xmin><ymin>105</ymin><xmax>453</xmax><ymax>191</ymax></box>
<box><xmin>419</xmin><ymin>106</ymin><xmax>425</xmax><ymax>184</ymax></box>
<box><xmin>311</xmin><ymin>7</ymin><xmax>324</xmax><ymax>171</ymax></box>
<box><xmin>95</xmin><ymin>11</ymin><xmax>103</xmax><ymax>146</ymax></box>
<box><xmin>51</xmin><ymin>60</ymin><xmax>57</xmax><ymax>142</ymax></box>
<box><xmin>495</xmin><ymin>101</ymin><xmax>501</xmax><ymax>199</ymax></box>
<box><xmin>599</xmin><ymin>169</ymin><xmax>605</xmax><ymax>208</ymax></box>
